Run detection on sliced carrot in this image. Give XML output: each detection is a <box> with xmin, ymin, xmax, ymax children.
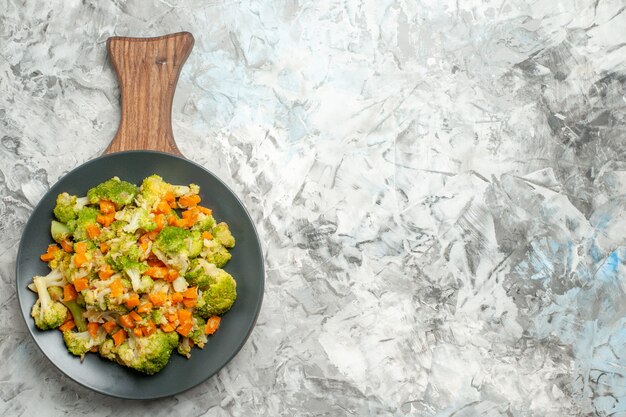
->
<box><xmin>164</xmin><ymin>191</ymin><xmax>176</xmax><ymax>203</ymax></box>
<box><xmin>119</xmin><ymin>314</ymin><xmax>135</xmax><ymax>329</ymax></box>
<box><xmin>47</xmin><ymin>244</ymin><xmax>59</xmax><ymax>253</ymax></box>
<box><xmin>112</xmin><ymin>329</ymin><xmax>127</xmax><ymax>347</ymax></box>
<box><xmin>147</xmin><ymin>259</ymin><xmax>166</xmax><ymax>268</ymax></box>
<box><xmin>96</xmin><ymin>213</ymin><xmax>115</xmax><ymax>227</ymax></box>
<box><xmin>124</xmin><ymin>294</ymin><xmax>140</xmax><ymax>308</ymax></box>
<box><xmin>182</xmin><ymin>287</ymin><xmax>198</xmax><ymax>299</ymax></box>
<box><xmin>136</xmin><ymin>302</ymin><xmax>153</xmax><ymax>314</ymax></box>
<box><xmin>181</xmin><ymin>208</ymin><xmax>199</xmax><ymax>225</ymax></box>
<box><xmin>99</xmin><ymin>242</ymin><xmax>109</xmax><ymax>254</ymax></box>
<box><xmin>142</xmin><ymin>321</ymin><xmax>157</xmax><ymax>337</ymax></box>
<box><xmin>86</xmin><ymin>223</ymin><xmax>100</xmax><ymax>239</ymax></box>
<box><xmin>129</xmin><ymin>310</ymin><xmax>142</xmax><ymax>322</ymax></box>
<box><xmin>204</xmin><ymin>316</ymin><xmax>221</xmax><ymax>335</ymax></box>
<box><xmin>160</xmin><ymin>323</ymin><xmax>175</xmax><ymax>333</ymax></box>
<box><xmin>98</xmin><ymin>264</ymin><xmax>114</xmax><ymax>280</ymax></box>
<box><xmin>60</xmin><ymin>239</ymin><xmax>73</xmax><ymax>253</ymax></box>
<box><xmin>109</xmin><ymin>278</ymin><xmax>123</xmax><ymax>297</ymax></box>
<box><xmin>202</xmin><ymin>231</ymin><xmax>213</xmax><ymax>240</ymax></box>
<box><xmin>102</xmin><ymin>321</ymin><xmax>116</xmax><ymax>334</ymax></box>
<box><xmin>63</xmin><ymin>284</ymin><xmax>78</xmax><ymax>301</ymax></box>
<box><xmin>73</xmin><ymin>277</ymin><xmax>89</xmax><ymax>292</ymax></box>
<box><xmin>176</xmin><ymin>321</ymin><xmax>193</xmax><ymax>337</ymax></box>
<box><xmin>74</xmin><ymin>242</ymin><xmax>88</xmax><ymax>254</ymax></box>
<box><xmin>177</xmin><ymin>309</ymin><xmax>192</xmax><ymax>324</ymax></box>
<box><xmin>87</xmin><ymin>322</ymin><xmax>99</xmax><ymax>338</ymax></box>
<box><xmin>139</xmin><ymin>230</ymin><xmax>159</xmax><ymax>244</ymax></box>
<box><xmin>40</xmin><ymin>252</ymin><xmax>55</xmax><ymax>262</ymax></box>
<box><xmin>179</xmin><ymin>194</ymin><xmax>201</xmax><ymax>208</ymax></box>
<box><xmin>170</xmin><ymin>292</ymin><xmax>183</xmax><ymax>303</ymax></box>
<box><xmin>198</xmin><ymin>206</ymin><xmax>212</xmax><ymax>215</ymax></box>
<box><xmin>99</xmin><ymin>200</ymin><xmax>116</xmax><ymax>214</ymax></box>
<box><xmin>154</xmin><ymin>213</ymin><xmax>165</xmax><ymax>231</ymax></box>
<box><xmin>167</xmin><ymin>269</ymin><xmax>179</xmax><ymax>282</ymax></box>
<box><xmin>165</xmin><ymin>312</ymin><xmax>178</xmax><ymax>323</ymax></box>
<box><xmin>59</xmin><ymin>321</ymin><xmax>76</xmax><ymax>332</ymax></box>
<box><xmin>145</xmin><ymin>266</ymin><xmax>167</xmax><ymax>279</ymax></box>
<box><xmin>73</xmin><ymin>253</ymin><xmax>87</xmax><ymax>267</ymax></box>
<box><xmin>148</xmin><ymin>292</ymin><xmax>167</xmax><ymax>306</ymax></box>
<box><xmin>133</xmin><ymin>328</ymin><xmax>144</xmax><ymax>337</ymax></box>
<box><xmin>155</xmin><ymin>199</ymin><xmax>172</xmax><ymax>214</ymax></box>
<box><xmin>182</xmin><ymin>298</ymin><xmax>197</xmax><ymax>308</ymax></box>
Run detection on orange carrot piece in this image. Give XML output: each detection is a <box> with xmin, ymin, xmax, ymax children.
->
<box><xmin>179</xmin><ymin>194</ymin><xmax>201</xmax><ymax>208</ymax></box>
<box><xmin>99</xmin><ymin>242</ymin><xmax>109</xmax><ymax>253</ymax></box>
<box><xmin>74</xmin><ymin>242</ymin><xmax>88</xmax><ymax>254</ymax></box>
<box><xmin>132</xmin><ymin>328</ymin><xmax>144</xmax><ymax>337</ymax></box>
<box><xmin>181</xmin><ymin>208</ymin><xmax>199</xmax><ymax>225</ymax></box>
<box><xmin>170</xmin><ymin>292</ymin><xmax>183</xmax><ymax>303</ymax></box>
<box><xmin>99</xmin><ymin>200</ymin><xmax>116</xmax><ymax>214</ymax></box>
<box><xmin>160</xmin><ymin>323</ymin><xmax>175</xmax><ymax>333</ymax></box>
<box><xmin>142</xmin><ymin>321</ymin><xmax>157</xmax><ymax>337</ymax></box>
<box><xmin>60</xmin><ymin>239</ymin><xmax>73</xmax><ymax>252</ymax></box>
<box><xmin>109</xmin><ymin>278</ymin><xmax>123</xmax><ymax>297</ymax></box>
<box><xmin>40</xmin><ymin>252</ymin><xmax>55</xmax><ymax>262</ymax></box>
<box><xmin>154</xmin><ymin>213</ymin><xmax>165</xmax><ymax>231</ymax></box>
<box><xmin>147</xmin><ymin>258</ymin><xmax>166</xmax><ymax>268</ymax></box>
<box><xmin>198</xmin><ymin>206</ymin><xmax>212</xmax><ymax>215</ymax></box>
<box><xmin>165</xmin><ymin>312</ymin><xmax>178</xmax><ymax>323</ymax></box>
<box><xmin>73</xmin><ymin>253</ymin><xmax>87</xmax><ymax>268</ymax></box>
<box><xmin>96</xmin><ymin>213</ymin><xmax>115</xmax><ymax>227</ymax></box>
<box><xmin>148</xmin><ymin>292</ymin><xmax>167</xmax><ymax>306</ymax></box>
<box><xmin>112</xmin><ymin>329</ymin><xmax>126</xmax><ymax>347</ymax></box>
<box><xmin>102</xmin><ymin>321</ymin><xmax>116</xmax><ymax>334</ymax></box>
<box><xmin>124</xmin><ymin>294</ymin><xmax>140</xmax><ymax>308</ymax></box>
<box><xmin>177</xmin><ymin>309</ymin><xmax>192</xmax><ymax>324</ymax></box>
<box><xmin>167</xmin><ymin>269</ymin><xmax>179</xmax><ymax>282</ymax></box>
<box><xmin>182</xmin><ymin>287</ymin><xmax>198</xmax><ymax>299</ymax></box>
<box><xmin>176</xmin><ymin>321</ymin><xmax>193</xmax><ymax>337</ymax></box>
<box><xmin>59</xmin><ymin>321</ymin><xmax>76</xmax><ymax>332</ymax></box>
<box><xmin>87</xmin><ymin>322</ymin><xmax>99</xmax><ymax>338</ymax></box>
<box><xmin>73</xmin><ymin>277</ymin><xmax>89</xmax><ymax>292</ymax></box>
<box><xmin>204</xmin><ymin>316</ymin><xmax>221</xmax><ymax>335</ymax></box>
<box><xmin>63</xmin><ymin>284</ymin><xmax>78</xmax><ymax>301</ymax></box>
<box><xmin>156</xmin><ymin>200</ymin><xmax>172</xmax><ymax>214</ymax></box>
<box><xmin>201</xmin><ymin>231</ymin><xmax>213</xmax><ymax>240</ymax></box>
<box><xmin>98</xmin><ymin>264</ymin><xmax>114</xmax><ymax>280</ymax></box>
<box><xmin>86</xmin><ymin>223</ymin><xmax>100</xmax><ymax>239</ymax></box>
<box><xmin>145</xmin><ymin>266</ymin><xmax>167</xmax><ymax>279</ymax></box>
<box><xmin>136</xmin><ymin>302</ymin><xmax>153</xmax><ymax>314</ymax></box>
<box><xmin>119</xmin><ymin>314</ymin><xmax>135</xmax><ymax>329</ymax></box>
<box><xmin>129</xmin><ymin>310</ymin><xmax>142</xmax><ymax>322</ymax></box>
<box><xmin>182</xmin><ymin>298</ymin><xmax>197</xmax><ymax>308</ymax></box>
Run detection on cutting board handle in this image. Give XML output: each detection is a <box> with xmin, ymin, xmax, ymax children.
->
<box><xmin>104</xmin><ymin>32</ymin><xmax>194</xmax><ymax>155</ymax></box>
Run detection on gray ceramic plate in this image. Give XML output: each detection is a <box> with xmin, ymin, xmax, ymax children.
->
<box><xmin>15</xmin><ymin>151</ymin><xmax>264</xmax><ymax>399</ymax></box>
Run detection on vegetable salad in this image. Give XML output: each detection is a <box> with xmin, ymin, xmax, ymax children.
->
<box><xmin>30</xmin><ymin>175</ymin><xmax>237</xmax><ymax>374</ymax></box>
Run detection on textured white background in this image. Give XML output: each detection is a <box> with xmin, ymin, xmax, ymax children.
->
<box><xmin>2</xmin><ymin>0</ymin><xmax>626</xmax><ymax>415</ymax></box>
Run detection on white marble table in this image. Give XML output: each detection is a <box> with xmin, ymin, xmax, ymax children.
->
<box><xmin>2</xmin><ymin>1</ymin><xmax>626</xmax><ymax>415</ymax></box>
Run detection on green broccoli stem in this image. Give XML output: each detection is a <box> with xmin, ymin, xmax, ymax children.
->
<box><xmin>62</xmin><ymin>299</ymin><xmax>87</xmax><ymax>332</ymax></box>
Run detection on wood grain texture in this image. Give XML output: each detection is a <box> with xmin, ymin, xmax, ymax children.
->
<box><xmin>104</xmin><ymin>32</ymin><xmax>194</xmax><ymax>155</ymax></box>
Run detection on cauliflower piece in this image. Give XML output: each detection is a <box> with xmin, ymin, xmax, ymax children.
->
<box><xmin>30</xmin><ymin>275</ymin><xmax>68</xmax><ymax>330</ymax></box>
<box><xmin>114</xmin><ymin>207</ymin><xmax>157</xmax><ymax>233</ymax></box>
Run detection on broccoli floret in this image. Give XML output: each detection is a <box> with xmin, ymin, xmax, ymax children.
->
<box><xmin>51</xmin><ymin>220</ymin><xmax>71</xmax><ymax>243</ymax></box>
<box><xmin>53</xmin><ymin>193</ymin><xmax>89</xmax><ymax>224</ymax></box>
<box><xmin>177</xmin><ymin>337</ymin><xmax>192</xmax><ymax>358</ymax></box>
<box><xmin>137</xmin><ymin>175</ymin><xmax>175</xmax><ymax>210</ymax></box>
<box><xmin>110</xmin><ymin>330</ymin><xmax>179</xmax><ymax>374</ymax></box>
<box><xmin>201</xmin><ymin>239</ymin><xmax>232</xmax><ymax>267</ymax></box>
<box><xmin>99</xmin><ymin>339</ymin><xmax>117</xmax><ymax>361</ymax></box>
<box><xmin>63</xmin><ymin>330</ymin><xmax>105</xmax><ymax>358</ymax></box>
<box><xmin>195</xmin><ymin>271</ymin><xmax>237</xmax><ymax>317</ymax></box>
<box><xmin>189</xmin><ymin>316</ymin><xmax>207</xmax><ymax>348</ymax></box>
<box><xmin>30</xmin><ymin>275</ymin><xmax>68</xmax><ymax>330</ymax></box>
<box><xmin>48</xmin><ymin>249</ymin><xmax>71</xmax><ymax>270</ymax></box>
<box><xmin>185</xmin><ymin>258</ymin><xmax>219</xmax><ymax>290</ymax></box>
<box><xmin>153</xmin><ymin>226</ymin><xmax>190</xmax><ymax>255</ymax></box>
<box><xmin>87</xmin><ymin>177</ymin><xmax>138</xmax><ymax>208</ymax></box>
<box><xmin>73</xmin><ymin>207</ymin><xmax>99</xmax><ymax>241</ymax></box>
<box><xmin>212</xmin><ymin>222</ymin><xmax>235</xmax><ymax>248</ymax></box>
<box><xmin>64</xmin><ymin>299</ymin><xmax>88</xmax><ymax>332</ymax></box>
<box><xmin>188</xmin><ymin>230</ymin><xmax>203</xmax><ymax>258</ymax></box>
<box><xmin>114</xmin><ymin>207</ymin><xmax>157</xmax><ymax>233</ymax></box>
<box><xmin>151</xmin><ymin>309</ymin><xmax>165</xmax><ymax>325</ymax></box>
<box><xmin>192</xmin><ymin>213</ymin><xmax>216</xmax><ymax>233</ymax></box>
